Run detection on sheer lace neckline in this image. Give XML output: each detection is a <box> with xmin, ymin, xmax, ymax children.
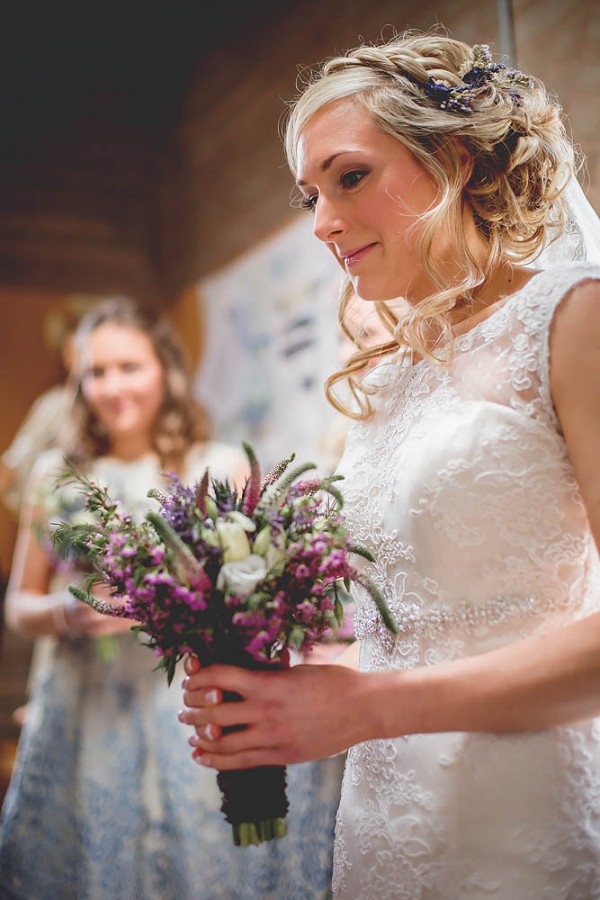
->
<box><xmin>404</xmin><ymin>268</ymin><xmax>546</xmax><ymax>370</ymax></box>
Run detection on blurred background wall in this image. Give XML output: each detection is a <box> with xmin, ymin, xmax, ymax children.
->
<box><xmin>1</xmin><ymin>0</ymin><xmax>598</xmax><ymax>779</ymax></box>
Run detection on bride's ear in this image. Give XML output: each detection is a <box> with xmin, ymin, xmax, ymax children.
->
<box><xmin>454</xmin><ymin>139</ymin><xmax>474</xmax><ymax>187</ymax></box>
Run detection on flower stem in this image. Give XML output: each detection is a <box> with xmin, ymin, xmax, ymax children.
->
<box><xmin>232</xmin><ymin>817</ymin><xmax>287</xmax><ymax>847</ymax></box>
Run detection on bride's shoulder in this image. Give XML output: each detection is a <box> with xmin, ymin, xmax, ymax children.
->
<box><xmin>527</xmin><ymin>264</ymin><xmax>600</xmax><ymax>304</ymax></box>
<box><xmin>547</xmin><ymin>270</ymin><xmax>600</xmax><ymax>453</ymax></box>
<box><xmin>550</xmin><ymin>270</ymin><xmax>600</xmax><ymax>341</ymax></box>
<box><xmin>504</xmin><ymin>265</ymin><xmax>600</xmax><ymax>339</ymax></box>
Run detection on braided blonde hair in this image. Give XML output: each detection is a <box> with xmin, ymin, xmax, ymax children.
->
<box><xmin>284</xmin><ymin>32</ymin><xmax>577</xmax><ymax>418</ymax></box>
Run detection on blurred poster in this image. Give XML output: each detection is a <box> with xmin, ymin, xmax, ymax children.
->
<box><xmin>195</xmin><ymin>214</ymin><xmax>342</xmax><ymax>469</ymax></box>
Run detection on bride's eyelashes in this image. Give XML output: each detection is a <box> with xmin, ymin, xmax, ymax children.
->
<box><xmin>300</xmin><ymin>168</ymin><xmax>370</xmax><ymax>212</ymax></box>
<box><xmin>300</xmin><ymin>194</ymin><xmax>318</xmax><ymax>212</ymax></box>
<box><xmin>340</xmin><ymin>169</ymin><xmax>368</xmax><ymax>189</ymax></box>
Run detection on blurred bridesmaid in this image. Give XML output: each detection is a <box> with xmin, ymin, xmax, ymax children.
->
<box><xmin>0</xmin><ymin>296</ymin><xmax>343</xmax><ymax>899</ymax></box>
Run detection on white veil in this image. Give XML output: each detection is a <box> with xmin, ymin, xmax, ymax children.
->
<box><xmin>535</xmin><ymin>177</ymin><xmax>600</xmax><ymax>268</ymax></box>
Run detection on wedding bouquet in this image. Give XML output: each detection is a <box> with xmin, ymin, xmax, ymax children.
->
<box><xmin>51</xmin><ymin>443</ymin><xmax>396</xmax><ymax>846</ymax></box>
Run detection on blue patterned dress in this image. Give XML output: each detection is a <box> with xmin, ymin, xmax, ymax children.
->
<box><xmin>0</xmin><ymin>446</ymin><xmax>343</xmax><ymax>899</ymax></box>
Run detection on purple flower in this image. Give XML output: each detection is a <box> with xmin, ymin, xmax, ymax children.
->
<box><xmin>55</xmin><ymin>445</ymin><xmax>385</xmax><ymax>684</ymax></box>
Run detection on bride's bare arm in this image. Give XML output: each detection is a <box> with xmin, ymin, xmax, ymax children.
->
<box><xmin>179</xmin><ymin>608</ymin><xmax>600</xmax><ymax>770</ymax></box>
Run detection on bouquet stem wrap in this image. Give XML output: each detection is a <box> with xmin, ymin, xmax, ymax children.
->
<box><xmin>216</xmin><ymin>653</ymin><xmax>289</xmax><ymax>847</ymax></box>
<box><xmin>218</xmin><ymin>762</ymin><xmax>288</xmax><ymax>846</ymax></box>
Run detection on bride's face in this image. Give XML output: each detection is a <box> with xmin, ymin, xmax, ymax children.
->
<box><xmin>295</xmin><ymin>99</ymin><xmax>440</xmax><ymax>302</ymax></box>
<box><xmin>81</xmin><ymin>323</ymin><xmax>165</xmax><ymax>446</ymax></box>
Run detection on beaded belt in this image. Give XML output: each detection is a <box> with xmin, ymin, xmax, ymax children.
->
<box><xmin>353</xmin><ymin>593</ymin><xmax>568</xmax><ymax>641</ymax></box>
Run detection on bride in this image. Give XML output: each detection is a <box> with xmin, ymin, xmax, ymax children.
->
<box><xmin>181</xmin><ymin>33</ymin><xmax>600</xmax><ymax>898</ymax></box>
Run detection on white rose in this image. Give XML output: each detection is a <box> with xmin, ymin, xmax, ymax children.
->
<box><xmin>216</xmin><ymin>521</ymin><xmax>251</xmax><ymax>563</ymax></box>
<box><xmin>216</xmin><ymin>554</ymin><xmax>267</xmax><ymax>595</ymax></box>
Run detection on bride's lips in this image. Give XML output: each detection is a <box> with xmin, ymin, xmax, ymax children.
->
<box><xmin>341</xmin><ymin>243</ymin><xmax>377</xmax><ymax>268</ymax></box>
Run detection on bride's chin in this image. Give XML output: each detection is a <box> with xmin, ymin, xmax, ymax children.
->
<box><xmin>351</xmin><ymin>279</ymin><xmax>381</xmax><ymax>303</ymax></box>
<box><xmin>353</xmin><ymin>284</ymin><xmax>402</xmax><ymax>303</ymax></box>
<box><xmin>351</xmin><ymin>273</ymin><xmax>408</xmax><ymax>303</ymax></box>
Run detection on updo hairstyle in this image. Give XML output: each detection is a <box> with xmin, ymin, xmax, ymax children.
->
<box><xmin>285</xmin><ymin>32</ymin><xmax>577</xmax><ymax>417</ymax></box>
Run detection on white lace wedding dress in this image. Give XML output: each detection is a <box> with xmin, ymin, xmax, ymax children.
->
<box><xmin>333</xmin><ymin>265</ymin><xmax>600</xmax><ymax>899</ymax></box>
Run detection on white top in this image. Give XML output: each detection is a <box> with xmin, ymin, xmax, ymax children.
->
<box><xmin>30</xmin><ymin>440</ymin><xmax>247</xmax><ymax>526</ymax></box>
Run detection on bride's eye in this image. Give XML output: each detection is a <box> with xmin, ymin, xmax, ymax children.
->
<box><xmin>300</xmin><ymin>194</ymin><xmax>318</xmax><ymax>212</ymax></box>
<box><xmin>340</xmin><ymin>170</ymin><xmax>368</xmax><ymax>189</ymax></box>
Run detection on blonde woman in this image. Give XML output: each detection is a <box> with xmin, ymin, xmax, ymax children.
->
<box><xmin>182</xmin><ymin>34</ymin><xmax>600</xmax><ymax>898</ymax></box>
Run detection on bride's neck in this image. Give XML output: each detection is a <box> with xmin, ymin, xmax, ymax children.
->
<box><xmin>448</xmin><ymin>264</ymin><xmax>538</xmax><ymax>329</ymax></box>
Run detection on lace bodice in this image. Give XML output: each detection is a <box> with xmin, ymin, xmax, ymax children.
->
<box><xmin>338</xmin><ymin>265</ymin><xmax>600</xmax><ymax>673</ymax></box>
<box><xmin>333</xmin><ymin>265</ymin><xmax>600</xmax><ymax>899</ymax></box>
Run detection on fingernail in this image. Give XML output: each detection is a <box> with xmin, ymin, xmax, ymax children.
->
<box><xmin>205</xmin><ymin>690</ymin><xmax>219</xmax><ymax>705</ymax></box>
<box><xmin>193</xmin><ymin>752</ymin><xmax>212</xmax><ymax>767</ymax></box>
<box><xmin>188</xmin><ymin>734</ymin><xmax>200</xmax><ymax>747</ymax></box>
<box><xmin>201</xmin><ymin>723</ymin><xmax>217</xmax><ymax>740</ymax></box>
<box><xmin>182</xmin><ymin>677</ymin><xmax>190</xmax><ymax>689</ymax></box>
<box><xmin>178</xmin><ymin>710</ymin><xmax>188</xmax><ymax>724</ymax></box>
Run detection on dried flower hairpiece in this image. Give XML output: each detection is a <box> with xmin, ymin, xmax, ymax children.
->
<box><xmin>422</xmin><ymin>44</ymin><xmax>533</xmax><ymax>114</ymax></box>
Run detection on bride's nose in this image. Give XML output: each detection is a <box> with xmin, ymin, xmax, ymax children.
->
<box><xmin>313</xmin><ymin>196</ymin><xmax>345</xmax><ymax>244</ymax></box>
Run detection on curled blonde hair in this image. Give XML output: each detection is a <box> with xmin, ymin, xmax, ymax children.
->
<box><xmin>65</xmin><ymin>297</ymin><xmax>210</xmax><ymax>474</ymax></box>
<box><xmin>284</xmin><ymin>32</ymin><xmax>577</xmax><ymax>418</ymax></box>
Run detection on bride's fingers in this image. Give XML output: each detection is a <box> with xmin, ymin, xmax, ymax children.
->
<box><xmin>181</xmin><ymin>685</ymin><xmax>222</xmax><ymax>712</ymax></box>
<box><xmin>189</xmin><ymin>720</ymin><xmax>285</xmax><ymax>761</ymax></box>
<box><xmin>191</xmin><ymin>745</ymin><xmax>288</xmax><ymax>770</ymax></box>
<box><xmin>179</xmin><ymin>694</ymin><xmax>262</xmax><ymax>730</ymax></box>
<box><xmin>182</xmin><ymin>663</ymin><xmax>264</xmax><ymax>699</ymax></box>
<box><xmin>184</xmin><ymin>654</ymin><xmax>200</xmax><ymax>676</ymax></box>
<box><xmin>191</xmin><ymin>720</ymin><xmax>266</xmax><ymax>751</ymax></box>
<box><xmin>188</xmin><ymin>723</ymin><xmax>223</xmax><ymax>744</ymax></box>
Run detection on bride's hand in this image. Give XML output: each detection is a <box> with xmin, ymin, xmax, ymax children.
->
<box><xmin>179</xmin><ymin>655</ymin><xmax>372</xmax><ymax>769</ymax></box>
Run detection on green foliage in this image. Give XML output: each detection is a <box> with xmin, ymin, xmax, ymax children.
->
<box><xmin>145</xmin><ymin>511</ymin><xmax>205</xmax><ymax>585</ymax></box>
<box><xmin>348</xmin><ymin>543</ymin><xmax>376</xmax><ymax>563</ymax></box>
<box><xmin>50</xmin><ymin>522</ymin><xmax>98</xmax><ymax>562</ymax></box>
<box><xmin>358</xmin><ymin>574</ymin><xmax>398</xmax><ymax>635</ymax></box>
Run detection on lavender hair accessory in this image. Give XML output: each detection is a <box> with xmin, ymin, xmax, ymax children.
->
<box><xmin>422</xmin><ymin>43</ymin><xmax>533</xmax><ymax>115</ymax></box>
